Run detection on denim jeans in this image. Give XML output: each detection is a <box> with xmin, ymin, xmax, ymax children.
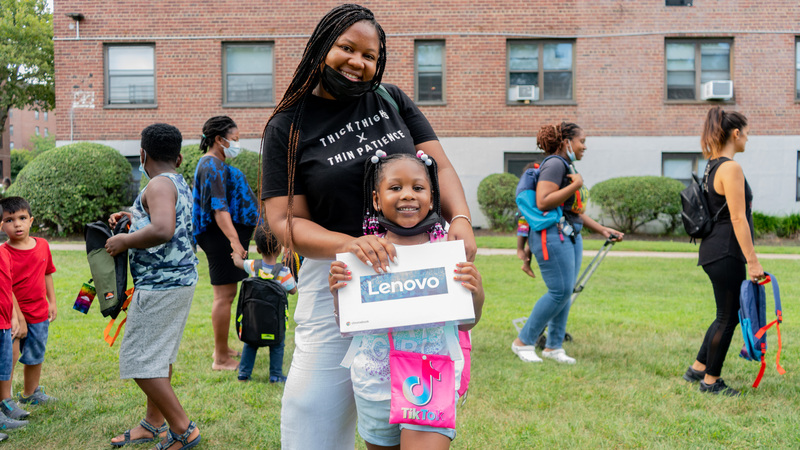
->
<box><xmin>239</xmin><ymin>339</ymin><xmax>285</xmax><ymax>380</ymax></box>
<box><xmin>519</xmin><ymin>224</ymin><xmax>583</xmax><ymax>349</ymax></box>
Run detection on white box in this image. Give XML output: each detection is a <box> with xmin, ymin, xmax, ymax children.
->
<box><xmin>336</xmin><ymin>240</ymin><xmax>475</xmax><ymax>336</ymax></box>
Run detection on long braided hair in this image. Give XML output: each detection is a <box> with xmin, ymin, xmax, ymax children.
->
<box><xmin>536</xmin><ymin>121</ymin><xmax>582</xmax><ymax>155</ymax></box>
<box><xmin>200</xmin><ymin>115</ymin><xmax>237</xmax><ymax>153</ymax></box>
<box><xmin>261</xmin><ymin>4</ymin><xmax>387</xmax><ymax>251</ymax></box>
<box><xmin>362</xmin><ymin>151</ymin><xmax>446</xmax><ymax>241</ymax></box>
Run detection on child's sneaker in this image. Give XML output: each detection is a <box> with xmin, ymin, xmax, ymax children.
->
<box><xmin>269</xmin><ymin>375</ymin><xmax>287</xmax><ymax>384</ymax></box>
<box><xmin>0</xmin><ymin>411</ymin><xmax>27</xmax><ymax>430</ymax></box>
<box><xmin>0</xmin><ymin>399</ymin><xmax>29</xmax><ymax>420</ymax></box>
<box><xmin>18</xmin><ymin>387</ymin><xmax>57</xmax><ymax>405</ymax></box>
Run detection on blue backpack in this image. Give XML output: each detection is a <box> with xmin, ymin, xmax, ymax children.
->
<box><xmin>738</xmin><ymin>272</ymin><xmax>785</xmax><ymax>388</ymax></box>
<box><xmin>515</xmin><ymin>155</ymin><xmax>570</xmax><ymax>232</ymax></box>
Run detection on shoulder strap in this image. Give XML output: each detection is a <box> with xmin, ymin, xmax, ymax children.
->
<box><xmin>340</xmin><ymin>335</ymin><xmax>363</xmax><ymax>369</ymax></box>
<box><xmin>703</xmin><ymin>160</ymin><xmax>728</xmax><ymax>221</ymax></box>
<box><xmin>271</xmin><ymin>262</ymin><xmax>284</xmax><ymax>278</ymax></box>
<box><xmin>252</xmin><ymin>260</ymin><xmax>262</xmax><ymax>274</ymax></box>
<box><xmin>751</xmin><ymin>272</ymin><xmax>786</xmax><ymax>387</ymax></box>
<box><xmin>376</xmin><ymin>85</ymin><xmax>399</xmax><ymax>113</ymax></box>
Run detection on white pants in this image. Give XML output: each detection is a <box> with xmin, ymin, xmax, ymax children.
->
<box><xmin>281</xmin><ymin>258</ymin><xmax>357</xmax><ymax>449</ymax></box>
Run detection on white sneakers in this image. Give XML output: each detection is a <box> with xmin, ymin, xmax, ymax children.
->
<box><xmin>541</xmin><ymin>348</ymin><xmax>576</xmax><ymax>365</ymax></box>
<box><xmin>512</xmin><ymin>343</ymin><xmax>576</xmax><ymax>365</ymax></box>
<box><xmin>511</xmin><ymin>342</ymin><xmax>542</xmax><ymax>363</ymax></box>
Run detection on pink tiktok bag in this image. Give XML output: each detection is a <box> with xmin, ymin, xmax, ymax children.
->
<box><xmin>388</xmin><ymin>331</ymin><xmax>460</xmax><ymax>429</ymax></box>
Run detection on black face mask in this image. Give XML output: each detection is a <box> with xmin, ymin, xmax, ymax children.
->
<box><xmin>320</xmin><ymin>64</ymin><xmax>374</xmax><ymax>100</ymax></box>
<box><xmin>377</xmin><ymin>211</ymin><xmax>444</xmax><ymax>237</ymax></box>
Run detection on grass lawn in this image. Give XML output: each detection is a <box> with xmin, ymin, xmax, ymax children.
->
<box><xmin>9</xmin><ymin>250</ymin><xmax>798</xmax><ymax>448</ymax></box>
<box><xmin>477</xmin><ymin>234</ymin><xmax>800</xmax><ymax>254</ymax></box>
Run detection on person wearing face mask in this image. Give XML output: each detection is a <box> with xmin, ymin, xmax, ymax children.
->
<box><xmin>511</xmin><ymin>122</ymin><xmax>623</xmax><ymax>366</ymax></box>
<box><xmin>192</xmin><ymin>115</ymin><xmax>258</xmax><ymax>371</ymax></box>
<box><xmin>261</xmin><ymin>4</ymin><xmax>476</xmax><ymax>449</ymax></box>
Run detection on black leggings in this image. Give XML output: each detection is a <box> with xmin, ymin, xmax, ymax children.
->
<box><xmin>696</xmin><ymin>256</ymin><xmax>746</xmax><ymax>377</ymax></box>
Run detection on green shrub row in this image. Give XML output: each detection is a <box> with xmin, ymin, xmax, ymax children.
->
<box><xmin>752</xmin><ymin>212</ymin><xmax>800</xmax><ymax>238</ymax></box>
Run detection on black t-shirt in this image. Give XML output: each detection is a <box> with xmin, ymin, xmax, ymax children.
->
<box><xmin>262</xmin><ymin>84</ymin><xmax>438</xmax><ymax>237</ymax></box>
<box><xmin>537</xmin><ymin>155</ymin><xmax>583</xmax><ymax>226</ymax></box>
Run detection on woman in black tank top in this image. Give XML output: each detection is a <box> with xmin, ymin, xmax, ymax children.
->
<box><xmin>682</xmin><ymin>107</ymin><xmax>765</xmax><ymax>397</ymax></box>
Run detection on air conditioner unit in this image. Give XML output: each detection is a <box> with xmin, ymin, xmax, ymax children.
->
<box><xmin>701</xmin><ymin>80</ymin><xmax>733</xmax><ymax>100</ymax></box>
<box><xmin>508</xmin><ymin>85</ymin><xmax>539</xmax><ymax>101</ymax></box>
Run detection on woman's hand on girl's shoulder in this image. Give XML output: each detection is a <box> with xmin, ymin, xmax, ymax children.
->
<box><xmin>338</xmin><ymin>235</ymin><xmax>396</xmax><ymax>274</ymax></box>
<box><xmin>448</xmin><ymin>219</ymin><xmax>477</xmax><ymax>262</ymax></box>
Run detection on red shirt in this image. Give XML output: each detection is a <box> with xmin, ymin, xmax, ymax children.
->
<box><xmin>3</xmin><ymin>238</ymin><xmax>56</xmax><ymax>324</ymax></box>
<box><xmin>0</xmin><ymin>246</ymin><xmax>13</xmax><ymax>329</ymax></box>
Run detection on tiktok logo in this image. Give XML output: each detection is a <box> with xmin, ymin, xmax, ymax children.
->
<box><xmin>402</xmin><ymin>356</ymin><xmax>441</xmax><ymax>406</ymax></box>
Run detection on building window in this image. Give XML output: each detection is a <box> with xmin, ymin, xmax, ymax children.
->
<box><xmin>223</xmin><ymin>43</ymin><xmax>273</xmax><ymax>105</ymax></box>
<box><xmin>504</xmin><ymin>152</ymin><xmax>545</xmax><ymax>178</ymax></box>
<box><xmin>8</xmin><ymin>125</ymin><xmax>12</xmax><ymax>137</ymax></box>
<box><xmin>508</xmin><ymin>40</ymin><xmax>574</xmax><ymax>103</ymax></box>
<box><xmin>35</xmin><ymin>126</ymin><xmax>39</xmax><ymax>136</ymax></box>
<box><xmin>34</xmin><ymin>111</ymin><xmax>39</xmax><ymax>120</ymax></box>
<box><xmin>666</xmin><ymin>39</ymin><xmax>731</xmax><ymax>100</ymax></box>
<box><xmin>44</xmin><ymin>111</ymin><xmax>48</xmax><ymax>121</ymax></box>
<box><xmin>666</xmin><ymin>0</ymin><xmax>692</xmax><ymax>5</ymax></box>
<box><xmin>9</xmin><ymin>142</ymin><xmax>13</xmax><ymax>150</ymax></box>
<box><xmin>796</xmin><ymin>39</ymin><xmax>800</xmax><ymax>100</ymax></box>
<box><xmin>105</xmin><ymin>45</ymin><xmax>156</xmax><ymax>105</ymax></box>
<box><xmin>44</xmin><ymin>128</ymin><xmax>48</xmax><ymax>137</ymax></box>
<box><xmin>662</xmin><ymin>152</ymin><xmax>708</xmax><ymax>186</ymax></box>
<box><xmin>415</xmin><ymin>41</ymin><xmax>445</xmax><ymax>103</ymax></box>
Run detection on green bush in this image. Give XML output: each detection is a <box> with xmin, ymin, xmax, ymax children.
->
<box><xmin>477</xmin><ymin>172</ymin><xmax>519</xmax><ymax>231</ymax></box>
<box><xmin>591</xmin><ymin>176</ymin><xmax>685</xmax><ymax>234</ymax></box>
<box><xmin>753</xmin><ymin>212</ymin><xmax>800</xmax><ymax>239</ymax></box>
<box><xmin>8</xmin><ymin>142</ymin><xmax>132</xmax><ymax>235</ymax></box>
<box><xmin>174</xmin><ymin>145</ymin><xmax>259</xmax><ymax>193</ymax></box>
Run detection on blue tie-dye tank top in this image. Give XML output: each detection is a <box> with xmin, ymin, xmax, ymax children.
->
<box><xmin>129</xmin><ymin>173</ymin><xmax>199</xmax><ymax>290</ymax></box>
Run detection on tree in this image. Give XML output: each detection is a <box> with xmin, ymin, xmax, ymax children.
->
<box><xmin>0</xmin><ymin>0</ymin><xmax>54</xmax><ymax>137</ymax></box>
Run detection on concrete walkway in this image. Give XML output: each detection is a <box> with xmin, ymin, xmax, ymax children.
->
<box><xmin>49</xmin><ymin>243</ymin><xmax>800</xmax><ymax>259</ymax></box>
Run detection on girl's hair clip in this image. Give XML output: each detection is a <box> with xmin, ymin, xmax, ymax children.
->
<box><xmin>370</xmin><ymin>150</ymin><xmax>387</xmax><ymax>164</ymax></box>
<box><xmin>201</xmin><ymin>133</ymin><xmax>207</xmax><ymax>138</ymax></box>
<box><xmin>417</xmin><ymin>150</ymin><xmax>432</xmax><ymax>166</ymax></box>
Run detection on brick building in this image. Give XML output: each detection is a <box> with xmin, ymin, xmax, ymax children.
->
<box><xmin>53</xmin><ymin>0</ymin><xmax>800</xmax><ymax>227</ymax></box>
<box><xmin>1</xmin><ymin>108</ymin><xmax>53</xmax><ymax>181</ymax></box>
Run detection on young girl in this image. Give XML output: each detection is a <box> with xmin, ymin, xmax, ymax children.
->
<box><xmin>329</xmin><ymin>151</ymin><xmax>484</xmax><ymax>450</ymax></box>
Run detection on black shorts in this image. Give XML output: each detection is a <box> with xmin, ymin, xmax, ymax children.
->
<box><xmin>196</xmin><ymin>220</ymin><xmax>255</xmax><ymax>286</ymax></box>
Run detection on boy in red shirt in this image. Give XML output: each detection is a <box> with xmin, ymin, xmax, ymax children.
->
<box><xmin>0</xmin><ymin>203</ymin><xmax>28</xmax><ymax>438</ymax></box>
<box><xmin>0</xmin><ymin>197</ymin><xmax>57</xmax><ymax>409</ymax></box>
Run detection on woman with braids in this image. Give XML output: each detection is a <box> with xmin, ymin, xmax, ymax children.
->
<box><xmin>192</xmin><ymin>115</ymin><xmax>258</xmax><ymax>371</ymax></box>
<box><xmin>511</xmin><ymin>122</ymin><xmax>622</xmax><ymax>365</ymax></box>
<box><xmin>682</xmin><ymin>107</ymin><xmax>764</xmax><ymax>397</ymax></box>
<box><xmin>261</xmin><ymin>4</ymin><xmax>476</xmax><ymax>448</ymax></box>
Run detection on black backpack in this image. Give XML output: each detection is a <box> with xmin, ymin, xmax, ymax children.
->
<box><xmin>235</xmin><ymin>261</ymin><xmax>289</xmax><ymax>348</ymax></box>
<box><xmin>680</xmin><ymin>162</ymin><xmax>726</xmax><ymax>243</ymax></box>
<box><xmin>84</xmin><ymin>216</ymin><xmax>131</xmax><ymax>318</ymax></box>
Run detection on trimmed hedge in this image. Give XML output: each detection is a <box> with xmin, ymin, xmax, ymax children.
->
<box><xmin>8</xmin><ymin>142</ymin><xmax>132</xmax><ymax>235</ymax></box>
<box><xmin>477</xmin><ymin>172</ymin><xmax>519</xmax><ymax>231</ymax></box>
<box><xmin>753</xmin><ymin>212</ymin><xmax>800</xmax><ymax>238</ymax></box>
<box><xmin>591</xmin><ymin>176</ymin><xmax>685</xmax><ymax>234</ymax></box>
<box><xmin>175</xmin><ymin>145</ymin><xmax>259</xmax><ymax>193</ymax></box>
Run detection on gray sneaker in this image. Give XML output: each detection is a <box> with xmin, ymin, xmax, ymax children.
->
<box><xmin>18</xmin><ymin>387</ymin><xmax>57</xmax><ymax>405</ymax></box>
<box><xmin>0</xmin><ymin>410</ymin><xmax>27</xmax><ymax>430</ymax></box>
<box><xmin>0</xmin><ymin>399</ymin><xmax>29</xmax><ymax>420</ymax></box>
